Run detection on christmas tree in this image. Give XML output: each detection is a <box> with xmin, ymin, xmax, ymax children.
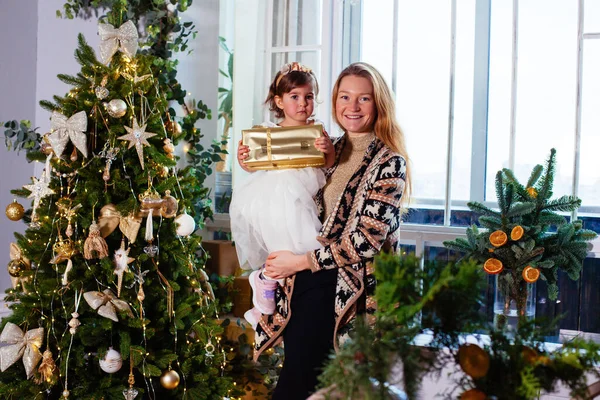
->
<box><xmin>443</xmin><ymin>149</ymin><xmax>597</xmax><ymax>328</ymax></box>
<box><xmin>0</xmin><ymin>1</ymin><xmax>235</xmax><ymax>399</ymax></box>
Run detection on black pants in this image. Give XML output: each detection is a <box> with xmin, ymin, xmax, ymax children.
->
<box><xmin>271</xmin><ymin>268</ymin><xmax>338</xmax><ymax>400</ymax></box>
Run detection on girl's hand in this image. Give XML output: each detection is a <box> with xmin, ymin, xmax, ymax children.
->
<box><xmin>263</xmin><ymin>251</ymin><xmax>309</xmax><ymax>279</ymax></box>
<box><xmin>316</xmin><ymin>129</ymin><xmax>336</xmax><ymax>168</ymax></box>
<box><xmin>315</xmin><ymin>130</ymin><xmax>334</xmax><ymax>154</ymax></box>
<box><xmin>237</xmin><ymin>140</ymin><xmax>252</xmax><ymax>172</ymax></box>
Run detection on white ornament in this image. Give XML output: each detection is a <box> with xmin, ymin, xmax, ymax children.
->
<box><xmin>99</xmin><ymin>347</ymin><xmax>122</xmax><ymax>373</ymax></box>
<box><xmin>175</xmin><ymin>213</ymin><xmax>195</xmax><ymax>237</ymax></box>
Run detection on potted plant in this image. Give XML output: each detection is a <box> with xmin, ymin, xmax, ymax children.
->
<box><xmin>444</xmin><ymin>149</ymin><xmax>597</xmax><ymax>329</ymax></box>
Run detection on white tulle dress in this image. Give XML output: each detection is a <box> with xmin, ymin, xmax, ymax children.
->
<box><xmin>229</xmin><ymin>122</ymin><xmax>325</xmax><ymax>271</ymax></box>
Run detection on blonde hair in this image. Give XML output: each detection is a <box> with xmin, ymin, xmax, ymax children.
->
<box><xmin>331</xmin><ymin>62</ymin><xmax>411</xmax><ymax>204</ymax></box>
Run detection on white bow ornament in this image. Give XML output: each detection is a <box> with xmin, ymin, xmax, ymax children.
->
<box><xmin>0</xmin><ymin>322</ymin><xmax>44</xmax><ymax>378</ymax></box>
<box><xmin>84</xmin><ymin>289</ymin><xmax>133</xmax><ymax>322</ymax></box>
<box><xmin>48</xmin><ymin>111</ymin><xmax>88</xmax><ymax>158</ymax></box>
<box><xmin>98</xmin><ymin>20</ymin><xmax>139</xmax><ymax>64</ymax></box>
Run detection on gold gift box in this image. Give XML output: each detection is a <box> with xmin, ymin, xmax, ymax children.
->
<box><xmin>242</xmin><ymin>124</ymin><xmax>325</xmax><ymax>170</ymax></box>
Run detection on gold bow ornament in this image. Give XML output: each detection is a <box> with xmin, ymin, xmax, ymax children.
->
<box><xmin>50</xmin><ymin>237</ymin><xmax>78</xmax><ymax>286</ymax></box>
<box><xmin>48</xmin><ymin>111</ymin><xmax>88</xmax><ymax>158</ymax></box>
<box><xmin>98</xmin><ymin>20</ymin><xmax>139</xmax><ymax>64</ymax></box>
<box><xmin>97</xmin><ymin>204</ymin><xmax>142</xmax><ymax>243</ymax></box>
<box><xmin>0</xmin><ymin>322</ymin><xmax>44</xmax><ymax>378</ymax></box>
<box><xmin>8</xmin><ymin>242</ymin><xmax>30</xmax><ymax>292</ymax></box>
<box><xmin>83</xmin><ymin>289</ymin><xmax>134</xmax><ymax>322</ymax></box>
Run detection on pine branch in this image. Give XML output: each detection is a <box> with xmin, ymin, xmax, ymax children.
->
<box><xmin>542</xmin><ymin>195</ymin><xmax>581</xmax><ymax>212</ymax></box>
<box><xmin>495</xmin><ymin>171</ymin><xmax>507</xmax><ymax>214</ymax></box>
<box><xmin>467</xmin><ymin>201</ymin><xmax>500</xmax><ymax>217</ymax></box>
<box><xmin>505</xmin><ymin>202</ymin><xmax>536</xmax><ymax>218</ymax></box>
<box><xmin>479</xmin><ymin>216</ymin><xmax>502</xmax><ymax>229</ymax></box>
<box><xmin>39</xmin><ymin>99</ymin><xmax>60</xmax><ymax>112</ymax></box>
<box><xmin>526</xmin><ymin>164</ymin><xmax>543</xmax><ymax>189</ymax></box>
<box><xmin>538</xmin><ymin>211</ymin><xmax>567</xmax><ymax>226</ymax></box>
<box><xmin>537</xmin><ymin>148</ymin><xmax>557</xmax><ymax>202</ymax></box>
<box><xmin>57</xmin><ymin>73</ymin><xmax>87</xmax><ymax>86</ymax></box>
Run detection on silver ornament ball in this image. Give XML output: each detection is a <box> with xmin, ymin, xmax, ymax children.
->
<box><xmin>104</xmin><ymin>99</ymin><xmax>127</xmax><ymax>118</ymax></box>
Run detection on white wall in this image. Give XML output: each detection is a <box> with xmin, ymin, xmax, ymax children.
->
<box><xmin>0</xmin><ymin>0</ymin><xmax>221</xmax><ymax>294</ymax></box>
<box><xmin>0</xmin><ymin>0</ymin><xmax>39</xmax><ymax>293</ymax></box>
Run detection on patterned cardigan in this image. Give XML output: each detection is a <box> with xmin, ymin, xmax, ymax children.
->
<box><xmin>252</xmin><ymin>134</ymin><xmax>407</xmax><ymax>361</ymax></box>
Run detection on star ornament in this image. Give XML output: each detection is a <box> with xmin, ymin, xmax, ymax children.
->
<box><xmin>23</xmin><ymin>175</ymin><xmax>55</xmax><ymax>212</ymax></box>
<box><xmin>118</xmin><ymin>119</ymin><xmax>157</xmax><ymax>170</ymax></box>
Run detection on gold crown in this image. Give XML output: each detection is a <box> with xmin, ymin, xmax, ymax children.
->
<box><xmin>276</xmin><ymin>62</ymin><xmax>313</xmax><ymax>86</ymax></box>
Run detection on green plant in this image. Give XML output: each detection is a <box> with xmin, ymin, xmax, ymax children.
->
<box><xmin>444</xmin><ymin>149</ymin><xmax>596</xmax><ymax>327</ymax></box>
<box><xmin>317</xmin><ymin>253</ymin><xmax>486</xmax><ymax>399</ymax></box>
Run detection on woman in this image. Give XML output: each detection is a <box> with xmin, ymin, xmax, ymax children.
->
<box><xmin>253</xmin><ymin>62</ymin><xmax>411</xmax><ymax>399</ymax></box>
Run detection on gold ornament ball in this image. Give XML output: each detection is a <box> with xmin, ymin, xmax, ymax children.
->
<box><xmin>5</xmin><ymin>200</ymin><xmax>25</xmax><ymax>221</ymax></box>
<box><xmin>165</xmin><ymin>120</ymin><xmax>183</xmax><ymax>137</ymax></box>
<box><xmin>41</xmin><ymin>135</ymin><xmax>54</xmax><ymax>155</ymax></box>
<box><xmin>8</xmin><ymin>259</ymin><xmax>25</xmax><ymax>277</ymax></box>
<box><xmin>160</xmin><ymin>369</ymin><xmax>180</xmax><ymax>390</ymax></box>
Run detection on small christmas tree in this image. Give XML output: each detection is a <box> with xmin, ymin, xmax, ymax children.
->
<box><xmin>444</xmin><ymin>149</ymin><xmax>596</xmax><ymax>328</ymax></box>
<box><xmin>0</xmin><ymin>2</ymin><xmax>235</xmax><ymax>399</ymax></box>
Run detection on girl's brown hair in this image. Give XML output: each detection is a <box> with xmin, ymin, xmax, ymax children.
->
<box><xmin>331</xmin><ymin>62</ymin><xmax>411</xmax><ymax>204</ymax></box>
<box><xmin>265</xmin><ymin>63</ymin><xmax>319</xmax><ymax>119</ymax></box>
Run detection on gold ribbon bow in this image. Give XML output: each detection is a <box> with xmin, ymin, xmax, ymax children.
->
<box><xmin>83</xmin><ymin>289</ymin><xmax>134</xmax><ymax>322</ymax></box>
<box><xmin>48</xmin><ymin>111</ymin><xmax>88</xmax><ymax>158</ymax></box>
<box><xmin>0</xmin><ymin>322</ymin><xmax>44</xmax><ymax>378</ymax></box>
<box><xmin>97</xmin><ymin>204</ymin><xmax>142</xmax><ymax>243</ymax></box>
<box><xmin>98</xmin><ymin>20</ymin><xmax>139</xmax><ymax>64</ymax></box>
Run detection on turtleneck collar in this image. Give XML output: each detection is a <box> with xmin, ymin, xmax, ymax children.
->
<box><xmin>345</xmin><ymin>131</ymin><xmax>376</xmax><ymax>151</ymax></box>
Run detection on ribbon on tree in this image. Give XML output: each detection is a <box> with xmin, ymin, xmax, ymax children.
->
<box><xmin>83</xmin><ymin>289</ymin><xmax>134</xmax><ymax>322</ymax></box>
<box><xmin>98</xmin><ymin>20</ymin><xmax>139</xmax><ymax>64</ymax></box>
<box><xmin>48</xmin><ymin>111</ymin><xmax>88</xmax><ymax>158</ymax></box>
<box><xmin>97</xmin><ymin>204</ymin><xmax>142</xmax><ymax>243</ymax></box>
<box><xmin>0</xmin><ymin>322</ymin><xmax>44</xmax><ymax>378</ymax></box>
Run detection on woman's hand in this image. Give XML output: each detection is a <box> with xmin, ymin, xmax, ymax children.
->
<box><xmin>237</xmin><ymin>139</ymin><xmax>252</xmax><ymax>172</ymax></box>
<box><xmin>263</xmin><ymin>251</ymin><xmax>310</xmax><ymax>279</ymax></box>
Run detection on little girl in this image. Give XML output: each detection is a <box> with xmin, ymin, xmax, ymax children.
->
<box><xmin>229</xmin><ymin>62</ymin><xmax>334</xmax><ymax>328</ymax></box>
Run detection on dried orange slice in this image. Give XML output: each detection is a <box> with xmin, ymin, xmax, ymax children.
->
<box><xmin>460</xmin><ymin>389</ymin><xmax>487</xmax><ymax>400</ymax></box>
<box><xmin>483</xmin><ymin>258</ymin><xmax>503</xmax><ymax>275</ymax></box>
<box><xmin>489</xmin><ymin>230</ymin><xmax>508</xmax><ymax>247</ymax></box>
<box><xmin>522</xmin><ymin>266</ymin><xmax>540</xmax><ymax>283</ymax></box>
<box><xmin>511</xmin><ymin>225</ymin><xmax>524</xmax><ymax>241</ymax></box>
<box><xmin>526</xmin><ymin>187</ymin><xmax>538</xmax><ymax>198</ymax></box>
<box><xmin>522</xmin><ymin>346</ymin><xmax>538</xmax><ymax>364</ymax></box>
<box><xmin>458</xmin><ymin>344</ymin><xmax>490</xmax><ymax>379</ymax></box>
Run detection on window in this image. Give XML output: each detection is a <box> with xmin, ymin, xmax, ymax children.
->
<box><xmin>221</xmin><ymin>0</ymin><xmax>600</xmax><ymax>337</ymax></box>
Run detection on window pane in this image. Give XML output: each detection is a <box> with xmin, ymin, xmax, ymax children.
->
<box><xmin>488</xmin><ymin>1</ymin><xmax>578</xmax><ymax>200</ymax></box>
<box><xmin>514</xmin><ymin>0</ymin><xmax>577</xmax><ymax>198</ymax></box>
<box><xmin>450</xmin><ymin>0</ymin><xmax>476</xmax><ymax>202</ymax></box>
<box><xmin>272</xmin><ymin>0</ymin><xmax>322</xmax><ymax>47</ymax></box>
<box><xmin>361</xmin><ymin>0</ymin><xmax>394</xmax><ymax>86</ymax></box>
<box><xmin>579</xmin><ymin>39</ymin><xmax>600</xmax><ymax>208</ymax></box>
<box><xmin>487</xmin><ymin>0</ymin><xmax>514</xmax><ymax>201</ymax></box>
<box><xmin>584</xmin><ymin>0</ymin><xmax>600</xmax><ymax>33</ymax></box>
<box><xmin>271</xmin><ymin>51</ymin><xmax>321</xmax><ymax>82</ymax></box>
<box><xmin>395</xmin><ymin>0</ymin><xmax>452</xmax><ymax>203</ymax></box>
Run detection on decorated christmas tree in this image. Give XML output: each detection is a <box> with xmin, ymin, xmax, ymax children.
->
<box><xmin>444</xmin><ymin>149</ymin><xmax>597</xmax><ymax>328</ymax></box>
<box><xmin>0</xmin><ymin>1</ymin><xmax>235</xmax><ymax>399</ymax></box>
